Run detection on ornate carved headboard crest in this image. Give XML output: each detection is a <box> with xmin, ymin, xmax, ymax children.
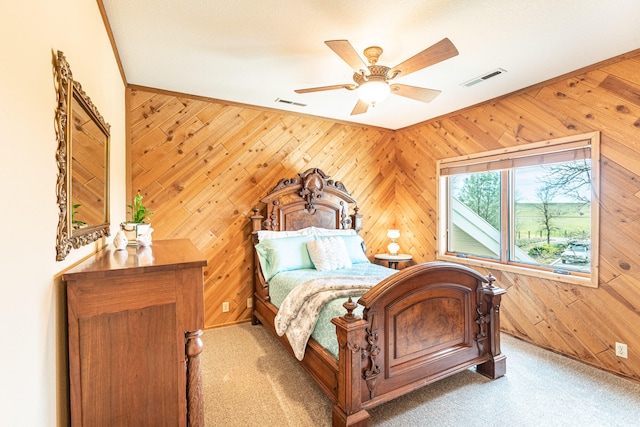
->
<box><xmin>250</xmin><ymin>168</ymin><xmax>362</xmax><ymax>239</ymax></box>
<box><xmin>270</xmin><ymin>168</ymin><xmax>351</xmax><ymax>211</ymax></box>
<box><xmin>299</xmin><ymin>168</ymin><xmax>325</xmax><ymax>212</ymax></box>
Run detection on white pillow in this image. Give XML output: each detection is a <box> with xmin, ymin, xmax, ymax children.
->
<box><xmin>307</xmin><ymin>236</ymin><xmax>353</xmax><ymax>271</ymax></box>
<box><xmin>311</xmin><ymin>226</ymin><xmax>357</xmax><ymax>237</ymax></box>
<box><xmin>257</xmin><ymin>227</ymin><xmax>313</xmax><ymax>241</ymax></box>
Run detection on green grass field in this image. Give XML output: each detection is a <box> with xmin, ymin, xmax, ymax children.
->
<box><xmin>514</xmin><ymin>202</ymin><xmax>590</xmax><ymax>240</ymax></box>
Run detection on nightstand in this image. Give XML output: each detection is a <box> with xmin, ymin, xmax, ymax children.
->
<box><xmin>374</xmin><ymin>253</ymin><xmax>413</xmax><ymax>270</ymax></box>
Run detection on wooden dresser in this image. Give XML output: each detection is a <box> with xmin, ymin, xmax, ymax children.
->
<box><xmin>63</xmin><ymin>239</ymin><xmax>207</xmax><ymax>427</ymax></box>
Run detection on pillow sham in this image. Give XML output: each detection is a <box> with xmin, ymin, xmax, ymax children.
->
<box><xmin>306</xmin><ymin>236</ymin><xmax>352</xmax><ymax>271</ymax></box>
<box><xmin>311</xmin><ymin>226</ymin><xmax>357</xmax><ymax>237</ymax></box>
<box><xmin>257</xmin><ymin>227</ymin><xmax>313</xmax><ymax>241</ymax></box>
<box><xmin>255</xmin><ymin>234</ymin><xmax>315</xmax><ymax>281</ymax></box>
<box><xmin>339</xmin><ymin>234</ymin><xmax>370</xmax><ymax>264</ymax></box>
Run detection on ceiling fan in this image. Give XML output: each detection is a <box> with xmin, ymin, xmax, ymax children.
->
<box><xmin>295</xmin><ymin>38</ymin><xmax>459</xmax><ymax>115</ymax></box>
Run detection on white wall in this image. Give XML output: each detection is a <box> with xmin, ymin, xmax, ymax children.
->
<box><xmin>0</xmin><ymin>1</ymin><xmax>125</xmax><ymax>424</ymax></box>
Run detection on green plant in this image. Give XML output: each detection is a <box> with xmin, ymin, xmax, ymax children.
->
<box><xmin>71</xmin><ymin>204</ymin><xmax>86</xmax><ymax>227</ymax></box>
<box><xmin>127</xmin><ymin>191</ymin><xmax>153</xmax><ymax>223</ymax></box>
<box><xmin>527</xmin><ymin>243</ymin><xmax>563</xmax><ymax>259</ymax></box>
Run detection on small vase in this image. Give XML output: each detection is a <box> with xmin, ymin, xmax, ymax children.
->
<box><xmin>136</xmin><ymin>228</ymin><xmax>154</xmax><ymax>247</ymax></box>
<box><xmin>113</xmin><ymin>230</ymin><xmax>128</xmax><ymax>250</ymax></box>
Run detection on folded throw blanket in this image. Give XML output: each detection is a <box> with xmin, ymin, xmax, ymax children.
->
<box><xmin>274</xmin><ymin>276</ymin><xmax>387</xmax><ymax>360</ymax></box>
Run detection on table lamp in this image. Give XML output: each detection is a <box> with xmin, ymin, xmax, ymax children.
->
<box><xmin>387</xmin><ymin>229</ymin><xmax>400</xmax><ymax>255</ymax></box>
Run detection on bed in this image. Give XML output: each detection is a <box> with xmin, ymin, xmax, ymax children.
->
<box><xmin>250</xmin><ymin>168</ymin><xmax>506</xmax><ymax>427</ymax></box>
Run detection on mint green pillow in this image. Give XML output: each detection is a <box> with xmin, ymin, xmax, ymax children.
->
<box><xmin>255</xmin><ymin>241</ymin><xmax>273</xmax><ymax>281</ymax></box>
<box><xmin>255</xmin><ymin>234</ymin><xmax>315</xmax><ymax>281</ymax></box>
<box><xmin>340</xmin><ymin>235</ymin><xmax>370</xmax><ymax>264</ymax></box>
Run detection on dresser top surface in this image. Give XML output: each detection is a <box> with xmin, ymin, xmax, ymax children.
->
<box><xmin>63</xmin><ymin>239</ymin><xmax>207</xmax><ymax>280</ymax></box>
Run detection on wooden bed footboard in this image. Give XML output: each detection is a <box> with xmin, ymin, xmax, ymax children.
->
<box><xmin>252</xmin><ymin>258</ymin><xmax>506</xmax><ymax>427</ymax></box>
<box><xmin>330</xmin><ymin>262</ymin><xmax>506</xmax><ymax>426</ymax></box>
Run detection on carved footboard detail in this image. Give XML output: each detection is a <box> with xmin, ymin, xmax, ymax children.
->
<box><xmin>331</xmin><ymin>299</ymin><xmax>370</xmax><ymax>427</ymax></box>
<box><xmin>475</xmin><ymin>274</ymin><xmax>493</xmax><ymax>353</ymax></box>
<box><xmin>353</xmin><ymin>262</ymin><xmax>506</xmax><ymax>425</ymax></box>
<box><xmin>362</xmin><ymin>315</ymin><xmax>380</xmax><ymax>399</ymax></box>
<box><xmin>476</xmin><ymin>273</ymin><xmax>507</xmax><ymax>378</ymax></box>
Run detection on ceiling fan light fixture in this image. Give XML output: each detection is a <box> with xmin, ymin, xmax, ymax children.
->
<box><xmin>297</xmin><ymin>38</ymin><xmax>459</xmax><ymax>113</ymax></box>
<box><xmin>358</xmin><ymin>79</ymin><xmax>390</xmax><ymax>105</ymax></box>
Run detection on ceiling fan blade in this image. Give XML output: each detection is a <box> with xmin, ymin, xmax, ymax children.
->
<box><xmin>325</xmin><ymin>40</ymin><xmax>367</xmax><ymax>71</ymax></box>
<box><xmin>350</xmin><ymin>99</ymin><xmax>369</xmax><ymax>115</ymax></box>
<box><xmin>390</xmin><ymin>84</ymin><xmax>441</xmax><ymax>103</ymax></box>
<box><xmin>295</xmin><ymin>84</ymin><xmax>355</xmax><ymax>94</ymax></box>
<box><xmin>390</xmin><ymin>38</ymin><xmax>459</xmax><ymax>78</ymax></box>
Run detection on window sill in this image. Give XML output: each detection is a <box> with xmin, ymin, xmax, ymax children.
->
<box><xmin>437</xmin><ymin>254</ymin><xmax>597</xmax><ymax>288</ymax></box>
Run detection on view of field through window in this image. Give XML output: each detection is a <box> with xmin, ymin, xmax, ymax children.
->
<box><xmin>448</xmin><ymin>159</ymin><xmax>592</xmax><ymax>274</ymax></box>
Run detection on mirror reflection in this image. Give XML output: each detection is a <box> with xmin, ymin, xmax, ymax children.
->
<box><xmin>70</xmin><ymin>92</ymin><xmax>107</xmax><ymax>232</ymax></box>
<box><xmin>55</xmin><ymin>51</ymin><xmax>110</xmax><ymax>261</ymax></box>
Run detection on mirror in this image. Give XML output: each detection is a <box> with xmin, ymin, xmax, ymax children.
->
<box><xmin>55</xmin><ymin>51</ymin><xmax>110</xmax><ymax>261</ymax></box>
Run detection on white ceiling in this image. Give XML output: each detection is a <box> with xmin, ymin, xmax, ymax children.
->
<box><xmin>102</xmin><ymin>0</ymin><xmax>640</xmax><ymax>130</ymax></box>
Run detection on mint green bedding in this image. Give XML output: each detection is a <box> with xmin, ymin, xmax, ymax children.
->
<box><xmin>269</xmin><ymin>264</ymin><xmax>397</xmax><ymax>359</ymax></box>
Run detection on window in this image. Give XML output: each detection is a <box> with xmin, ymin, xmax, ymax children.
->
<box><xmin>437</xmin><ymin>132</ymin><xmax>600</xmax><ymax>287</ymax></box>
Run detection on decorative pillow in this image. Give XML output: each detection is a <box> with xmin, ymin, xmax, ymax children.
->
<box><xmin>339</xmin><ymin>235</ymin><xmax>370</xmax><ymax>264</ymax></box>
<box><xmin>255</xmin><ymin>234</ymin><xmax>315</xmax><ymax>281</ymax></box>
<box><xmin>311</xmin><ymin>227</ymin><xmax>357</xmax><ymax>237</ymax></box>
<box><xmin>307</xmin><ymin>236</ymin><xmax>353</xmax><ymax>271</ymax></box>
<box><xmin>257</xmin><ymin>227</ymin><xmax>313</xmax><ymax>241</ymax></box>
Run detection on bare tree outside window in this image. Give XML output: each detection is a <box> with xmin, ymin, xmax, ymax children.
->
<box><xmin>533</xmin><ymin>184</ymin><xmax>563</xmax><ymax>245</ymax></box>
<box><xmin>541</xmin><ymin>159</ymin><xmax>592</xmax><ymax>205</ymax></box>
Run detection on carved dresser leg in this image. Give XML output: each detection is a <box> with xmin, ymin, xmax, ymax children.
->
<box><xmin>186</xmin><ymin>330</ymin><xmax>204</xmax><ymax>427</ymax></box>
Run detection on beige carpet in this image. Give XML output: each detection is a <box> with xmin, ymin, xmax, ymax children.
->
<box><xmin>201</xmin><ymin>323</ymin><xmax>640</xmax><ymax>426</ymax></box>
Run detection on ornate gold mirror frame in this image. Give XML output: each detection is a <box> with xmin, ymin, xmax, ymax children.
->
<box><xmin>55</xmin><ymin>51</ymin><xmax>110</xmax><ymax>261</ymax></box>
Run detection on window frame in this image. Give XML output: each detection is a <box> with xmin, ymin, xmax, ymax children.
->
<box><xmin>437</xmin><ymin>132</ymin><xmax>600</xmax><ymax>288</ymax></box>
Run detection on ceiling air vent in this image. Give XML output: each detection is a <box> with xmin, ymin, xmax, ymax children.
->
<box><xmin>461</xmin><ymin>68</ymin><xmax>507</xmax><ymax>88</ymax></box>
<box><xmin>275</xmin><ymin>98</ymin><xmax>306</xmax><ymax>107</ymax></box>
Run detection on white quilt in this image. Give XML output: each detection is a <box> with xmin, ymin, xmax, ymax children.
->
<box><xmin>274</xmin><ymin>276</ymin><xmax>387</xmax><ymax>360</ymax></box>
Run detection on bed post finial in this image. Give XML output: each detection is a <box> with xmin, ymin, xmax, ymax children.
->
<box><xmin>251</xmin><ymin>206</ymin><xmax>264</xmax><ymax>235</ymax></box>
<box><xmin>342</xmin><ymin>297</ymin><xmax>359</xmax><ymax>322</ymax></box>
<box><xmin>485</xmin><ymin>272</ymin><xmax>497</xmax><ymax>288</ymax></box>
<box><xmin>351</xmin><ymin>206</ymin><xmax>362</xmax><ymax>231</ymax></box>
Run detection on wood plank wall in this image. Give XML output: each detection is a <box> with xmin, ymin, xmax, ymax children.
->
<box><xmin>127</xmin><ymin>51</ymin><xmax>640</xmax><ymax>382</ymax></box>
<box><xmin>127</xmin><ymin>88</ymin><xmax>396</xmax><ymax>329</ymax></box>
<box><xmin>395</xmin><ymin>52</ymin><xmax>640</xmax><ymax>381</ymax></box>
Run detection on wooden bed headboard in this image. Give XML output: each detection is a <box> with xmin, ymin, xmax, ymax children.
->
<box><xmin>251</xmin><ymin>168</ymin><xmax>362</xmax><ymax>241</ymax></box>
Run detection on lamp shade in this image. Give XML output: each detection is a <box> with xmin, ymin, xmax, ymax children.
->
<box><xmin>387</xmin><ymin>229</ymin><xmax>400</xmax><ymax>239</ymax></box>
<box><xmin>358</xmin><ymin>79</ymin><xmax>390</xmax><ymax>105</ymax></box>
